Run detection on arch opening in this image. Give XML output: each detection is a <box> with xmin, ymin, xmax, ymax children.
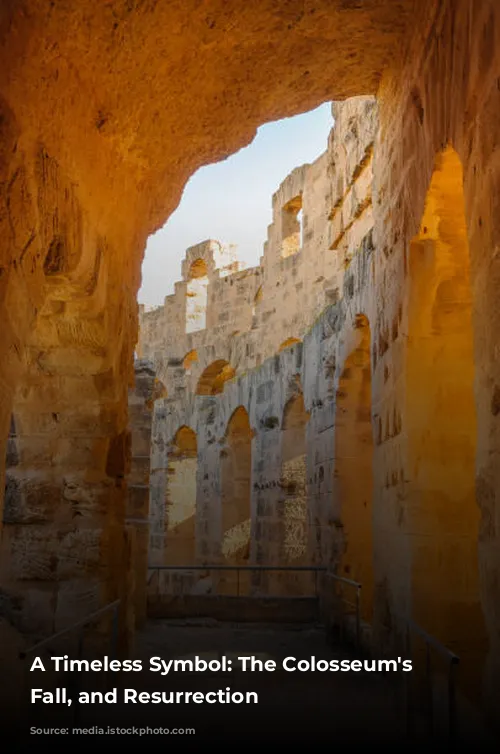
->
<box><xmin>196</xmin><ymin>360</ymin><xmax>236</xmax><ymax>396</ymax></box>
<box><xmin>279</xmin><ymin>391</ymin><xmax>310</xmax><ymax>594</ymax></box>
<box><xmin>334</xmin><ymin>313</ymin><xmax>374</xmax><ymax>624</ymax></box>
<box><xmin>186</xmin><ymin>258</ymin><xmax>209</xmax><ymax>333</ymax></box>
<box><xmin>281</xmin><ymin>195</ymin><xmax>303</xmax><ymax>258</ymax></box>
<box><xmin>406</xmin><ymin>145</ymin><xmax>487</xmax><ymax>697</ymax></box>
<box><xmin>183</xmin><ymin>349</ymin><xmax>198</xmax><ymax>372</ymax></box>
<box><xmin>219</xmin><ymin>406</ymin><xmax>252</xmax><ymax>594</ymax></box>
<box><xmin>164</xmin><ymin>426</ymin><xmax>197</xmax><ymax>567</ymax></box>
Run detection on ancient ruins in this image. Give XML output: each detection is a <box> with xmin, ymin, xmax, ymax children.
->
<box><xmin>1</xmin><ymin>0</ymin><xmax>500</xmax><ymax>738</ymax></box>
<box><xmin>138</xmin><ymin>96</ymin><xmax>376</xmax><ymax>599</ymax></box>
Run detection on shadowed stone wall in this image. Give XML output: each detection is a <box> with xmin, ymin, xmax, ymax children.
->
<box><xmin>1</xmin><ymin>0</ymin><xmax>500</xmax><ymax>728</ymax></box>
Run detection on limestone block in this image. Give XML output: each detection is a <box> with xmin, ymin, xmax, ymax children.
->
<box><xmin>62</xmin><ymin>476</ymin><xmax>115</xmax><ymax>518</ymax></box>
<box><xmin>57</xmin><ymin>528</ymin><xmax>102</xmax><ymax>579</ymax></box>
<box><xmin>5</xmin><ymin>526</ymin><xmax>63</xmax><ymax>581</ymax></box>
<box><xmin>3</xmin><ymin>474</ymin><xmax>60</xmax><ymax>525</ymax></box>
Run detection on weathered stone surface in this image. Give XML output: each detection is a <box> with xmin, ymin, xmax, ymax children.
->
<box><xmin>0</xmin><ymin>0</ymin><xmax>500</xmax><ymax>731</ymax></box>
<box><xmin>140</xmin><ymin>97</ymin><xmax>375</xmax><ymax>597</ymax></box>
<box><xmin>124</xmin><ymin>359</ymin><xmax>160</xmax><ymax>627</ymax></box>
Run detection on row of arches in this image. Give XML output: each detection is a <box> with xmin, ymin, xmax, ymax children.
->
<box><xmin>181</xmin><ymin>353</ymin><xmax>236</xmax><ymax>395</ymax></box>
<box><xmin>162</xmin><ymin>394</ymin><xmax>311</xmax><ymax>587</ymax></box>
<box><xmin>182</xmin><ymin>341</ymin><xmax>301</xmax><ymax>397</ymax></box>
<box><xmin>333</xmin><ymin>146</ymin><xmax>486</xmax><ymax>695</ymax></box>
<box><xmin>156</xmin><ymin>146</ymin><xmax>486</xmax><ymax>695</ymax></box>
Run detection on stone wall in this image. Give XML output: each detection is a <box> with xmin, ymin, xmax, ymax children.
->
<box><xmin>139</xmin><ymin>16</ymin><xmax>500</xmax><ymax>716</ymax></box>
<box><xmin>140</xmin><ymin>98</ymin><xmax>379</xmax><ymax>610</ymax></box>
<box><xmin>1</xmin><ymin>0</ymin><xmax>500</xmax><ymax>728</ymax></box>
<box><xmin>139</xmin><ymin>97</ymin><xmax>376</xmax><ymax>388</ymax></box>
<box><xmin>140</xmin><ymin>96</ymin><xmax>377</xmax><ymax>601</ymax></box>
<box><xmin>126</xmin><ymin>359</ymin><xmax>165</xmax><ymax>630</ymax></box>
<box><xmin>0</xmin><ymin>0</ymin><xmax>408</xmax><ymax>647</ymax></box>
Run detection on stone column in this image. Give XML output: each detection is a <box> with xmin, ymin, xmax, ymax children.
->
<box><xmin>149</xmin><ymin>401</ymin><xmax>169</xmax><ymax>567</ymax></box>
<box><xmin>251</xmin><ymin>422</ymin><xmax>282</xmax><ymax>594</ymax></box>
<box><xmin>1</xmin><ymin>368</ymin><xmax>131</xmax><ymax>640</ymax></box>
<box><xmin>127</xmin><ymin>359</ymin><xmax>163</xmax><ymax>628</ymax></box>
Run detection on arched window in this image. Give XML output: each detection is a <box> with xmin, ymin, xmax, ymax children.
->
<box><xmin>219</xmin><ymin>407</ymin><xmax>252</xmax><ymax>594</ymax></box>
<box><xmin>165</xmin><ymin>426</ymin><xmax>197</xmax><ymax>564</ymax></box>
<box><xmin>183</xmin><ymin>349</ymin><xmax>198</xmax><ymax>372</ymax></box>
<box><xmin>186</xmin><ymin>259</ymin><xmax>208</xmax><ymax>333</ymax></box>
<box><xmin>278</xmin><ymin>390</ymin><xmax>310</xmax><ymax>594</ymax></box>
<box><xmin>281</xmin><ymin>195</ymin><xmax>303</xmax><ymax>258</ymax></box>
<box><xmin>196</xmin><ymin>360</ymin><xmax>235</xmax><ymax>396</ymax></box>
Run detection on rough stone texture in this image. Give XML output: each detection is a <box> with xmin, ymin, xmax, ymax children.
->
<box><xmin>139</xmin><ymin>97</ymin><xmax>376</xmax><ymax>598</ymax></box>
<box><xmin>140</xmin><ymin>59</ymin><xmax>500</xmax><ymax>728</ymax></box>
<box><xmin>126</xmin><ymin>358</ymin><xmax>165</xmax><ymax>631</ymax></box>
<box><xmin>138</xmin><ymin>96</ymin><xmax>376</xmax><ymax>379</ymax></box>
<box><xmin>0</xmin><ymin>1</ymin><xmax>407</xmax><ymax>641</ymax></box>
<box><xmin>1</xmin><ymin>0</ymin><xmax>500</xmax><ymax>730</ymax></box>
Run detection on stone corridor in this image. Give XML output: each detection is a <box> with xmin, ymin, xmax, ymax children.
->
<box><xmin>2</xmin><ymin>0</ymin><xmax>500</xmax><ymax>744</ymax></box>
<box><xmin>17</xmin><ymin>620</ymin><xmax>495</xmax><ymax>746</ymax></box>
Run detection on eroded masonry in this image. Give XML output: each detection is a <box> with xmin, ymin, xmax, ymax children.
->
<box><xmin>1</xmin><ymin>0</ymin><xmax>500</xmax><ymax>733</ymax></box>
<box><xmin>138</xmin><ymin>97</ymin><xmax>376</xmax><ymax>592</ymax></box>
<box><xmin>138</xmin><ymin>93</ymin><xmax>488</xmax><ymax>700</ymax></box>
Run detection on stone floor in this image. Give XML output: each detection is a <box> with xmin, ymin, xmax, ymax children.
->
<box><xmin>9</xmin><ymin>621</ymin><xmax>446</xmax><ymax>749</ymax></box>
<box><xmin>13</xmin><ymin>619</ymin><xmax>494</xmax><ymax>746</ymax></box>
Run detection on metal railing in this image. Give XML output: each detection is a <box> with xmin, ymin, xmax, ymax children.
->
<box><xmin>148</xmin><ymin>564</ymin><xmax>327</xmax><ymax>597</ymax></box>
<box><xmin>401</xmin><ymin>617</ymin><xmax>459</xmax><ymax>743</ymax></box>
<box><xmin>148</xmin><ymin>564</ymin><xmax>364</xmax><ymax>648</ymax></box>
<box><xmin>322</xmin><ymin>571</ymin><xmax>362</xmax><ymax>648</ymax></box>
<box><xmin>149</xmin><ymin>563</ymin><xmax>458</xmax><ymax>741</ymax></box>
<box><xmin>19</xmin><ymin>600</ymin><xmax>120</xmax><ymax>726</ymax></box>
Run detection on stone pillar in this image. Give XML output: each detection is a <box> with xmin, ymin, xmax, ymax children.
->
<box><xmin>1</xmin><ymin>369</ymin><xmax>131</xmax><ymax>639</ymax></box>
<box><xmin>149</xmin><ymin>401</ymin><xmax>169</xmax><ymax>567</ymax></box>
<box><xmin>251</xmin><ymin>422</ymin><xmax>282</xmax><ymax>594</ymax></box>
<box><xmin>306</xmin><ymin>403</ymin><xmax>336</xmax><ymax>568</ymax></box>
<box><xmin>127</xmin><ymin>359</ymin><xmax>163</xmax><ymax>627</ymax></box>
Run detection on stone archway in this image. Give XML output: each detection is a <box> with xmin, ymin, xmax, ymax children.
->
<box><xmin>196</xmin><ymin>360</ymin><xmax>236</xmax><ymax>396</ymax></box>
<box><xmin>334</xmin><ymin>314</ymin><xmax>374</xmax><ymax>624</ymax></box>
<box><xmin>165</xmin><ymin>426</ymin><xmax>198</xmax><ymax>566</ymax></box>
<box><xmin>406</xmin><ymin>146</ymin><xmax>488</xmax><ymax>698</ymax></box>
<box><xmin>219</xmin><ymin>406</ymin><xmax>252</xmax><ymax>594</ymax></box>
<box><xmin>279</xmin><ymin>390</ymin><xmax>310</xmax><ymax>595</ymax></box>
<box><xmin>183</xmin><ymin>349</ymin><xmax>198</xmax><ymax>373</ymax></box>
<box><xmin>0</xmin><ymin>1</ymin><xmax>413</xmax><ymax>651</ymax></box>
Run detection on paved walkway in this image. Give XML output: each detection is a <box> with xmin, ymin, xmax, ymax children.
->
<box><xmin>16</xmin><ymin>619</ymin><xmax>493</xmax><ymax>746</ymax></box>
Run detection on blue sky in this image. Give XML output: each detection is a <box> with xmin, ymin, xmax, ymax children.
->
<box><xmin>138</xmin><ymin>102</ymin><xmax>333</xmax><ymax>306</ymax></box>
